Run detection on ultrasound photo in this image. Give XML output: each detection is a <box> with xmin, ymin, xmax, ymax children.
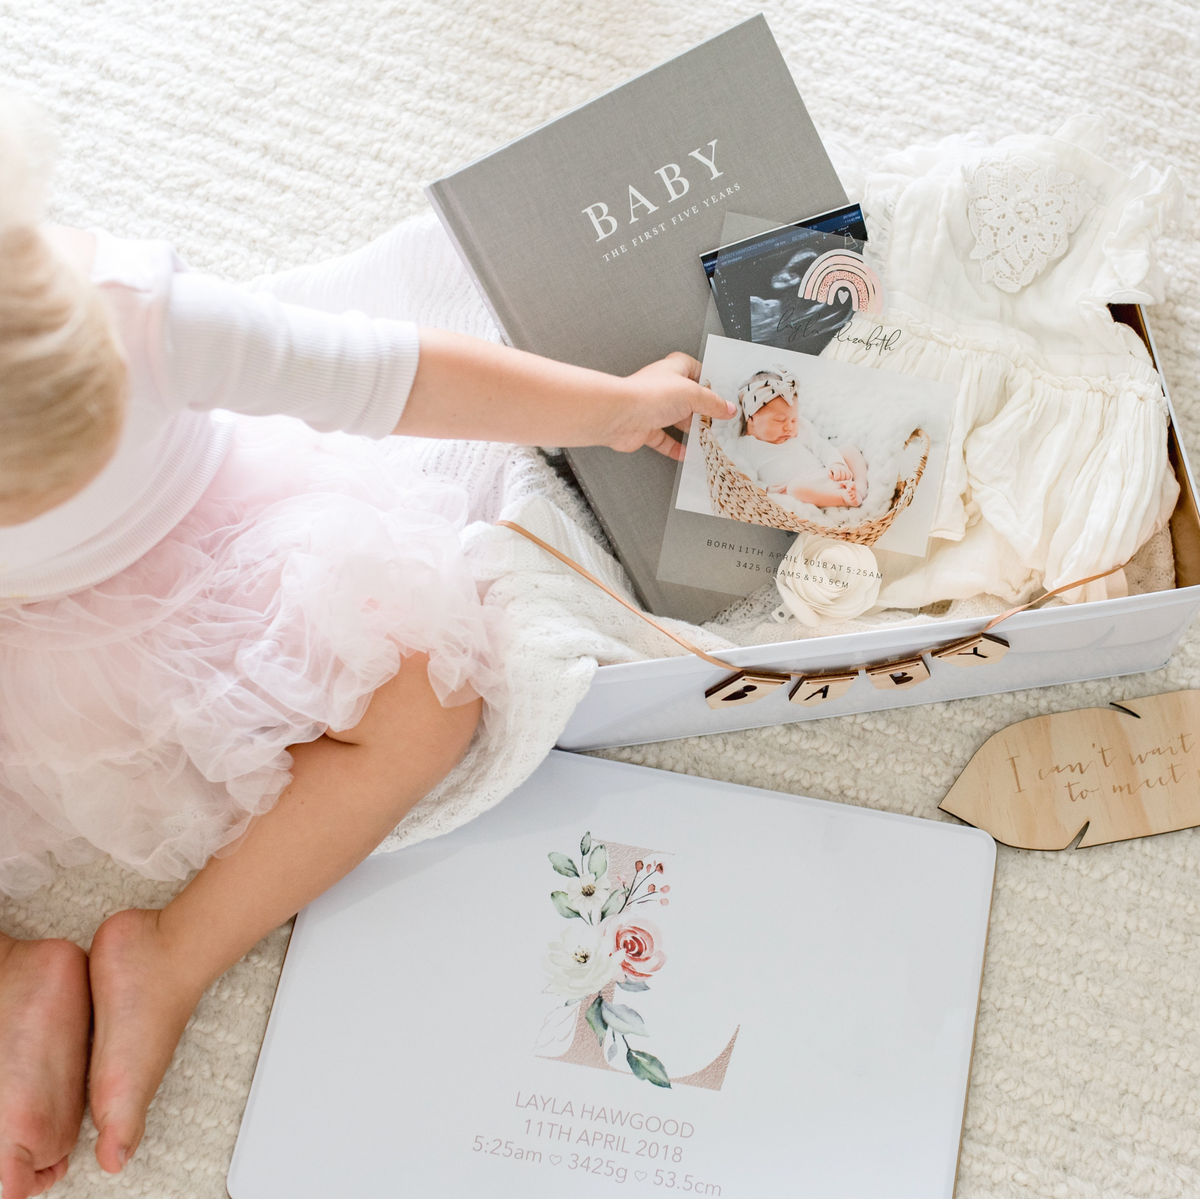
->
<box><xmin>703</xmin><ymin>205</ymin><xmax>884</xmax><ymax>356</ymax></box>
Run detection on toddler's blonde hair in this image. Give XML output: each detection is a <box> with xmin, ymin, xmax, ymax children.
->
<box><xmin>0</xmin><ymin>92</ymin><xmax>126</xmax><ymax>523</ymax></box>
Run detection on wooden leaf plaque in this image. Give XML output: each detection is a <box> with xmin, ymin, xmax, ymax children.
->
<box><xmin>940</xmin><ymin>691</ymin><xmax>1200</xmax><ymax>850</ymax></box>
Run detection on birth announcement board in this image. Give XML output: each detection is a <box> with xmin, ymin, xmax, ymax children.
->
<box><xmin>228</xmin><ymin>752</ymin><xmax>995</xmax><ymax>1199</ymax></box>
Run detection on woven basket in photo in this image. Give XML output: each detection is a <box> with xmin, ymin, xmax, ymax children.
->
<box><xmin>698</xmin><ymin>417</ymin><xmax>931</xmax><ymax>545</ymax></box>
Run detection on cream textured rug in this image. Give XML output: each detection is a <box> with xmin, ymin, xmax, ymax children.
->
<box><xmin>3</xmin><ymin>1</ymin><xmax>1200</xmax><ymax>1196</ymax></box>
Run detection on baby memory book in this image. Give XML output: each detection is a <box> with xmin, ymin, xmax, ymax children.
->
<box><xmin>228</xmin><ymin>752</ymin><xmax>996</xmax><ymax>1199</ymax></box>
<box><xmin>426</xmin><ymin>15</ymin><xmax>848</xmax><ymax>623</ymax></box>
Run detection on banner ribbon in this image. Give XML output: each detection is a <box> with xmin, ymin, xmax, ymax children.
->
<box><xmin>498</xmin><ymin>520</ymin><xmax>1126</xmax><ymax>700</ymax></box>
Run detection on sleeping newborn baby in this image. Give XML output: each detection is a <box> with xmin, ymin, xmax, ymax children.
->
<box><xmin>734</xmin><ymin>370</ymin><xmax>867</xmax><ymax>508</ymax></box>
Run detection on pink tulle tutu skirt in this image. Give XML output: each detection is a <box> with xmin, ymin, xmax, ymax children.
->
<box><xmin>0</xmin><ymin>417</ymin><xmax>503</xmax><ymax>897</ymax></box>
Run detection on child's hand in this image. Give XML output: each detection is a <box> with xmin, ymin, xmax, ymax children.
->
<box><xmin>828</xmin><ymin>462</ymin><xmax>853</xmax><ymax>482</ymax></box>
<box><xmin>606</xmin><ymin>353</ymin><xmax>737</xmax><ymax>461</ymax></box>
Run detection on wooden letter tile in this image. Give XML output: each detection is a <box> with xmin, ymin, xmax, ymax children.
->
<box><xmin>932</xmin><ymin>633</ymin><xmax>1010</xmax><ymax>667</ymax></box>
<box><xmin>789</xmin><ymin>671</ymin><xmax>858</xmax><ymax>707</ymax></box>
<box><xmin>867</xmin><ymin>655</ymin><xmax>930</xmax><ymax>691</ymax></box>
<box><xmin>704</xmin><ymin>670</ymin><xmax>790</xmax><ymax>710</ymax></box>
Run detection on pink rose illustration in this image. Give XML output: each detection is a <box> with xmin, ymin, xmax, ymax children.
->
<box><xmin>612</xmin><ymin>921</ymin><xmax>666</xmax><ymax>980</ymax></box>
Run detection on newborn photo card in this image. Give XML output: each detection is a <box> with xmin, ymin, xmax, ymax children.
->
<box><xmin>228</xmin><ymin>752</ymin><xmax>995</xmax><ymax>1199</ymax></box>
<box><xmin>672</xmin><ymin>336</ymin><xmax>952</xmax><ymax>569</ymax></box>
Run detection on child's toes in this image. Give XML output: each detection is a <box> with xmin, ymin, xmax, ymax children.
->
<box><xmin>94</xmin><ymin>1115</ymin><xmax>142</xmax><ymax>1175</ymax></box>
<box><xmin>89</xmin><ymin>1018</ymin><xmax>156</xmax><ymax>1173</ymax></box>
<box><xmin>41</xmin><ymin>1153</ymin><xmax>70</xmax><ymax>1191</ymax></box>
<box><xmin>0</xmin><ymin>1151</ymin><xmax>35</xmax><ymax>1199</ymax></box>
<box><xmin>0</xmin><ymin>937</ymin><xmax>91</xmax><ymax>1198</ymax></box>
<box><xmin>0</xmin><ymin>1148</ymin><xmax>67</xmax><ymax>1199</ymax></box>
<box><xmin>33</xmin><ymin>1153</ymin><xmax>70</xmax><ymax>1196</ymax></box>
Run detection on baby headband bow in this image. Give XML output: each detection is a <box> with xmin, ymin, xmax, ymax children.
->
<box><xmin>738</xmin><ymin>369</ymin><xmax>799</xmax><ymax>422</ymax></box>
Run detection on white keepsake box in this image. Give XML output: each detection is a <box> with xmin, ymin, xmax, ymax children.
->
<box><xmin>559</xmin><ymin>309</ymin><xmax>1200</xmax><ymax>751</ymax></box>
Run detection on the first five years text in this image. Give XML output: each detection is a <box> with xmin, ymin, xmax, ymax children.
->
<box><xmin>582</xmin><ymin>139</ymin><xmax>723</xmax><ymax>242</ymax></box>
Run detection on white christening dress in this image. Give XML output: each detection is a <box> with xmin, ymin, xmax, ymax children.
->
<box><xmin>823</xmin><ymin>115</ymin><xmax>1185</xmax><ymax>606</ymax></box>
<box><xmin>0</xmin><ymin>230</ymin><xmax>503</xmax><ymax>897</ymax></box>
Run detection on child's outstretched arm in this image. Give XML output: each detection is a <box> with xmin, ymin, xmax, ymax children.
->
<box><xmin>159</xmin><ymin>274</ymin><xmax>733</xmax><ymax>463</ymax></box>
<box><xmin>396</xmin><ymin>329</ymin><xmax>735</xmax><ymax>461</ymax></box>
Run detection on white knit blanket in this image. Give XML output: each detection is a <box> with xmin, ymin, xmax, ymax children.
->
<box><xmin>2</xmin><ymin>3</ymin><xmax>1199</xmax><ymax>1198</ymax></box>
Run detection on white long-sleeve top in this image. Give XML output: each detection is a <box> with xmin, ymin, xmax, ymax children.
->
<box><xmin>0</xmin><ymin>230</ymin><xmax>421</xmax><ymax>602</ymax></box>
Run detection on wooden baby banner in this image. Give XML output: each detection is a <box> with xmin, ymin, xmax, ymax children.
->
<box><xmin>940</xmin><ymin>691</ymin><xmax>1200</xmax><ymax>849</ymax></box>
<box><xmin>497</xmin><ymin>520</ymin><xmax>1127</xmax><ymax>715</ymax></box>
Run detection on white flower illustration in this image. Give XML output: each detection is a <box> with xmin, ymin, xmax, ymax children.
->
<box><xmin>775</xmin><ymin>534</ymin><xmax>881</xmax><ymax>627</ymax></box>
<box><xmin>544</xmin><ymin>922</ymin><xmax>622</xmax><ymax>1000</ymax></box>
<box><xmin>965</xmin><ymin>153</ymin><xmax>1093</xmax><ymax>293</ymax></box>
<box><xmin>563</xmin><ymin>867</ymin><xmax>612</xmax><ymax>923</ymax></box>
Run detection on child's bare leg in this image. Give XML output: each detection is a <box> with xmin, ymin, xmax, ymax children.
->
<box><xmin>87</xmin><ymin>652</ymin><xmax>481</xmax><ymax>1174</ymax></box>
<box><xmin>0</xmin><ymin>934</ymin><xmax>91</xmax><ymax>1199</ymax></box>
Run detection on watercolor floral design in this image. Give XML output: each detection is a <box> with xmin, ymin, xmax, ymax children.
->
<box><xmin>542</xmin><ymin>832</ymin><xmax>673</xmax><ymax>1088</ymax></box>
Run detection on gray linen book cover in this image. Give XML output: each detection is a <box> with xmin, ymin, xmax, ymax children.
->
<box><xmin>426</xmin><ymin>15</ymin><xmax>846</xmax><ymax>621</ymax></box>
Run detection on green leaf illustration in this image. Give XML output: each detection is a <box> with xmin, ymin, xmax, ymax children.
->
<box><xmin>600</xmin><ymin>889</ymin><xmax>625</xmax><ymax>920</ymax></box>
<box><xmin>616</xmin><ymin>976</ymin><xmax>649</xmax><ymax>992</ymax></box>
<box><xmin>580</xmin><ymin>832</ymin><xmax>592</xmax><ymax>857</ymax></box>
<box><xmin>601</xmin><ymin>1002</ymin><xmax>647</xmax><ymax>1036</ymax></box>
<box><xmin>585</xmin><ymin>994</ymin><xmax>606</xmax><ymax>1043</ymax></box>
<box><xmin>588</xmin><ymin>844</ymin><xmax>608</xmax><ymax>878</ymax></box>
<box><xmin>548</xmin><ymin>852</ymin><xmax>579</xmax><ymax>878</ymax></box>
<box><xmin>626</xmin><ymin>1047</ymin><xmax>671</xmax><ymax>1088</ymax></box>
<box><xmin>550</xmin><ymin>891</ymin><xmax>582</xmax><ymax>920</ymax></box>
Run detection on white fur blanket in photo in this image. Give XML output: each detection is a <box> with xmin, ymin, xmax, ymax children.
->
<box><xmin>2</xmin><ymin>2</ymin><xmax>1200</xmax><ymax>1197</ymax></box>
<box><xmin>717</xmin><ymin>381</ymin><xmax>936</xmax><ymax>527</ymax></box>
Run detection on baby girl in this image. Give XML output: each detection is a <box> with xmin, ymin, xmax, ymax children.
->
<box><xmin>734</xmin><ymin>370</ymin><xmax>867</xmax><ymax>507</ymax></box>
<box><xmin>0</xmin><ymin>95</ymin><xmax>734</xmax><ymax>1199</ymax></box>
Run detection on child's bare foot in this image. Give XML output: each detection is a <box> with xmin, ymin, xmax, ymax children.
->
<box><xmin>0</xmin><ymin>933</ymin><xmax>91</xmax><ymax>1199</ymax></box>
<box><xmin>87</xmin><ymin>909</ymin><xmax>207</xmax><ymax>1174</ymax></box>
<box><xmin>840</xmin><ymin>444</ymin><xmax>868</xmax><ymax>505</ymax></box>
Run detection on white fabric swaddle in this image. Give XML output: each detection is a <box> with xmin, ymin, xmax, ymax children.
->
<box><xmin>823</xmin><ymin>115</ymin><xmax>1184</xmax><ymax>605</ymax></box>
<box><xmin>736</xmin><ymin>427</ymin><xmax>845</xmax><ymax>492</ymax></box>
